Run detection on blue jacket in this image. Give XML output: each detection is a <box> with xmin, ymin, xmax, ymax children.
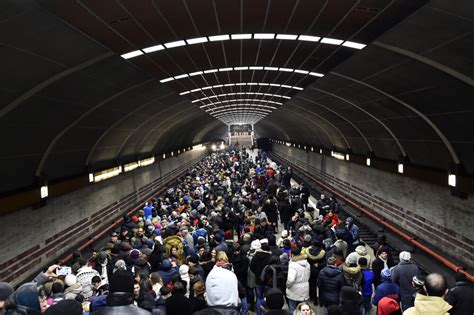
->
<box><xmin>158</xmin><ymin>259</ymin><xmax>179</xmax><ymax>284</ymax></box>
<box><xmin>361</xmin><ymin>269</ymin><xmax>374</xmax><ymax>297</ymax></box>
<box><xmin>373</xmin><ymin>279</ymin><xmax>400</xmax><ymax>306</ymax></box>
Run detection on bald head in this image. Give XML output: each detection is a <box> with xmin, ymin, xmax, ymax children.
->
<box><xmin>425</xmin><ymin>273</ymin><xmax>447</xmax><ymax>297</ymax></box>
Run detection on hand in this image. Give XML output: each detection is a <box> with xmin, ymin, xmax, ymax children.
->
<box><xmin>45</xmin><ymin>264</ymin><xmax>60</xmax><ymax>279</ymax></box>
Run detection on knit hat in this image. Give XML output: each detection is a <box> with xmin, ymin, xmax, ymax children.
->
<box><xmin>64</xmin><ymin>274</ymin><xmax>77</xmax><ymax>287</ymax></box>
<box><xmin>381</xmin><ymin>268</ymin><xmax>392</xmax><ymax>279</ymax></box>
<box><xmin>281</xmin><ymin>230</ymin><xmax>288</xmax><ymax>238</ymax></box>
<box><xmin>109</xmin><ymin>270</ymin><xmax>134</xmax><ymax>293</ymax></box>
<box><xmin>265</xmin><ymin>288</ymin><xmax>284</xmax><ymax>310</ymax></box>
<box><xmin>179</xmin><ymin>265</ymin><xmax>189</xmax><ymax>275</ymax></box>
<box><xmin>44</xmin><ymin>299</ymin><xmax>82</xmax><ymax>315</ymax></box>
<box><xmin>279</xmin><ymin>253</ymin><xmax>289</xmax><ymax>264</ymax></box>
<box><xmin>0</xmin><ymin>282</ymin><xmax>13</xmax><ymax>300</ymax></box>
<box><xmin>251</xmin><ymin>240</ymin><xmax>261</xmax><ymax>250</ymax></box>
<box><xmin>304</xmin><ymin>234</ymin><xmax>312</xmax><ymax>243</ymax></box>
<box><xmin>114</xmin><ymin>259</ymin><xmax>126</xmax><ymax>272</ymax></box>
<box><xmin>399</xmin><ymin>251</ymin><xmax>411</xmax><ymax>262</ymax></box>
<box><xmin>378</xmin><ymin>297</ymin><xmax>400</xmax><ymax>315</ymax></box>
<box><xmin>261</xmin><ymin>243</ymin><xmax>270</xmax><ymax>251</ymax></box>
<box><xmin>130</xmin><ymin>249</ymin><xmax>140</xmax><ymax>260</ymax></box>
<box><xmin>346</xmin><ymin>253</ymin><xmax>357</xmax><ymax>265</ymax></box>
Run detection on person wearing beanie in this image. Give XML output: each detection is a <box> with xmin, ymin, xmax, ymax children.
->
<box><xmin>93</xmin><ymin>270</ymin><xmax>150</xmax><ymax>314</ymax></box>
<box><xmin>373</xmin><ymin>269</ymin><xmax>400</xmax><ymax>310</ymax></box>
<box><xmin>377</xmin><ymin>297</ymin><xmax>401</xmax><ymax>315</ymax></box>
<box><xmin>391</xmin><ymin>252</ymin><xmax>418</xmax><ymax>311</ymax></box>
<box><xmin>250</xmin><ymin>241</ymin><xmax>272</xmax><ymax>315</ymax></box>
<box><xmin>358</xmin><ymin>257</ymin><xmax>374</xmax><ymax>315</ymax></box>
<box><xmin>445</xmin><ymin>272</ymin><xmax>474</xmax><ymax>315</ymax></box>
<box><xmin>404</xmin><ymin>273</ymin><xmax>452</xmax><ymax>315</ymax></box>
<box><xmin>44</xmin><ymin>300</ymin><xmax>83</xmax><ymax>315</ymax></box>
<box><xmin>286</xmin><ymin>248</ymin><xmax>310</xmax><ymax>314</ymax></box>
<box><xmin>0</xmin><ymin>282</ymin><xmax>14</xmax><ymax>312</ymax></box>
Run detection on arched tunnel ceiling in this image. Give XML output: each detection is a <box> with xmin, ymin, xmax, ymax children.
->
<box><xmin>0</xmin><ymin>0</ymin><xmax>473</xmax><ymax>194</ymax></box>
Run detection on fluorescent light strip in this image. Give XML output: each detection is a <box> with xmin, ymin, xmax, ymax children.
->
<box><xmin>164</xmin><ymin>40</ymin><xmax>186</xmax><ymax>48</ymax></box>
<box><xmin>189</xmin><ymin>71</ymin><xmax>204</xmax><ymax>76</ymax></box>
<box><xmin>309</xmin><ymin>72</ymin><xmax>324</xmax><ymax>77</ymax></box>
<box><xmin>205</xmin><ymin>104</ymin><xmax>277</xmax><ymax>111</ymax></box>
<box><xmin>209</xmin><ymin>34</ymin><xmax>230</xmax><ymax>41</ymax></box>
<box><xmin>342</xmin><ymin>41</ymin><xmax>366</xmax><ymax>49</ymax></box>
<box><xmin>321</xmin><ymin>37</ymin><xmax>343</xmax><ymax>45</ymax></box>
<box><xmin>254</xmin><ymin>33</ymin><xmax>275</xmax><ymax>39</ymax></box>
<box><xmin>195</xmin><ymin>93</ymin><xmax>289</xmax><ymax>102</ymax></box>
<box><xmin>174</xmin><ymin>74</ymin><xmax>188</xmax><ymax>79</ymax></box>
<box><xmin>199</xmin><ymin>99</ymin><xmax>283</xmax><ymax>108</ymax></box>
<box><xmin>234</xmin><ymin>66</ymin><xmax>249</xmax><ymax>70</ymax></box>
<box><xmin>298</xmin><ymin>35</ymin><xmax>321</xmax><ymax>42</ymax></box>
<box><xmin>231</xmin><ymin>34</ymin><xmax>252</xmax><ymax>40</ymax></box>
<box><xmin>143</xmin><ymin>45</ymin><xmax>164</xmax><ymax>53</ymax></box>
<box><xmin>210</xmin><ymin>107</ymin><xmax>273</xmax><ymax>114</ymax></box>
<box><xmin>121</xmin><ymin>50</ymin><xmax>143</xmax><ymax>59</ymax></box>
<box><xmin>276</xmin><ymin>34</ymin><xmax>298</xmax><ymax>40</ymax></box>
<box><xmin>186</xmin><ymin>37</ymin><xmax>208</xmax><ymax>45</ymax></box>
<box><xmin>279</xmin><ymin>67</ymin><xmax>294</xmax><ymax>72</ymax></box>
<box><xmin>159</xmin><ymin>77</ymin><xmax>174</xmax><ymax>83</ymax></box>
<box><xmin>214</xmin><ymin>111</ymin><xmax>268</xmax><ymax>117</ymax></box>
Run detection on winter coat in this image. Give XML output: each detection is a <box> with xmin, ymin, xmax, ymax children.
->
<box><xmin>372</xmin><ymin>257</ymin><xmax>394</xmax><ymax>287</ymax></box>
<box><xmin>92</xmin><ymin>293</ymin><xmax>151</xmax><ymax>315</ymax></box>
<box><xmin>76</xmin><ymin>266</ymin><xmax>100</xmax><ymax>299</ymax></box>
<box><xmin>64</xmin><ymin>282</ymin><xmax>83</xmax><ymax>300</ymax></box>
<box><xmin>250</xmin><ymin>250</ymin><xmax>272</xmax><ymax>286</ymax></box>
<box><xmin>232</xmin><ymin>253</ymin><xmax>249</xmax><ymax>287</ymax></box>
<box><xmin>372</xmin><ymin>279</ymin><xmax>400</xmax><ymax>306</ymax></box>
<box><xmin>278</xmin><ymin>200</ymin><xmax>293</xmax><ymax>224</ymax></box>
<box><xmin>193</xmin><ymin>306</ymin><xmax>240</xmax><ymax>315</ymax></box>
<box><xmin>404</xmin><ymin>294</ymin><xmax>452</xmax><ymax>315</ymax></box>
<box><xmin>317</xmin><ymin>265</ymin><xmax>343</xmax><ymax>305</ymax></box>
<box><xmin>157</xmin><ymin>260</ymin><xmax>179</xmax><ymax>284</ymax></box>
<box><xmin>361</xmin><ymin>269</ymin><xmax>375</xmax><ymax>297</ymax></box>
<box><xmin>190</xmin><ymin>293</ymin><xmax>207</xmax><ymax>313</ymax></box>
<box><xmin>165</xmin><ymin>293</ymin><xmax>192</xmax><ymax>315</ymax></box>
<box><xmin>342</xmin><ymin>264</ymin><xmax>362</xmax><ymax>289</ymax></box>
<box><xmin>262</xmin><ymin>199</ymin><xmax>278</xmax><ymax>224</ymax></box>
<box><xmin>391</xmin><ymin>262</ymin><xmax>418</xmax><ymax>304</ymax></box>
<box><xmin>285</xmin><ymin>255</ymin><xmax>310</xmax><ymax>301</ymax></box>
<box><xmin>445</xmin><ymin>281</ymin><xmax>474</xmax><ymax>315</ymax></box>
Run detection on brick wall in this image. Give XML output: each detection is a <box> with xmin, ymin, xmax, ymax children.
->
<box><xmin>272</xmin><ymin>143</ymin><xmax>474</xmax><ymax>269</ymax></box>
<box><xmin>0</xmin><ymin>149</ymin><xmax>208</xmax><ymax>285</ymax></box>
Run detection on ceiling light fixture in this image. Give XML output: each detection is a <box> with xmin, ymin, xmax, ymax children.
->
<box><xmin>298</xmin><ymin>35</ymin><xmax>321</xmax><ymax>42</ymax></box>
<box><xmin>321</xmin><ymin>37</ymin><xmax>343</xmax><ymax>45</ymax></box>
<box><xmin>143</xmin><ymin>45</ymin><xmax>165</xmax><ymax>53</ymax></box>
<box><xmin>186</xmin><ymin>37</ymin><xmax>208</xmax><ymax>45</ymax></box>
<box><xmin>164</xmin><ymin>40</ymin><xmax>186</xmax><ymax>48</ymax></box>
<box><xmin>159</xmin><ymin>77</ymin><xmax>174</xmax><ymax>83</ymax></box>
<box><xmin>276</xmin><ymin>34</ymin><xmax>298</xmax><ymax>40</ymax></box>
<box><xmin>121</xmin><ymin>50</ymin><xmax>143</xmax><ymax>59</ymax></box>
<box><xmin>231</xmin><ymin>34</ymin><xmax>252</xmax><ymax>40</ymax></box>
<box><xmin>209</xmin><ymin>34</ymin><xmax>230</xmax><ymax>41</ymax></box>
<box><xmin>189</xmin><ymin>71</ymin><xmax>204</xmax><ymax>76</ymax></box>
<box><xmin>254</xmin><ymin>33</ymin><xmax>275</xmax><ymax>39</ymax></box>
<box><xmin>342</xmin><ymin>41</ymin><xmax>366</xmax><ymax>49</ymax></box>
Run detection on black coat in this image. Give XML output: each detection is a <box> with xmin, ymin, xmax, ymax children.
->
<box><xmin>372</xmin><ymin>257</ymin><xmax>394</xmax><ymax>288</ymax></box>
<box><xmin>278</xmin><ymin>200</ymin><xmax>293</xmax><ymax>224</ymax></box>
<box><xmin>250</xmin><ymin>251</ymin><xmax>272</xmax><ymax>285</ymax></box>
<box><xmin>317</xmin><ymin>266</ymin><xmax>343</xmax><ymax>305</ymax></box>
<box><xmin>445</xmin><ymin>281</ymin><xmax>474</xmax><ymax>315</ymax></box>
<box><xmin>232</xmin><ymin>253</ymin><xmax>250</xmax><ymax>287</ymax></box>
<box><xmin>166</xmin><ymin>293</ymin><xmax>192</xmax><ymax>315</ymax></box>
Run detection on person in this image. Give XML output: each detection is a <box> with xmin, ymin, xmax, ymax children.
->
<box><xmin>377</xmin><ymin>297</ymin><xmax>402</xmax><ymax>315</ymax></box>
<box><xmin>372</xmin><ymin>247</ymin><xmax>394</xmax><ymax>288</ymax></box>
<box><xmin>193</xmin><ymin>263</ymin><xmax>239</xmax><ymax>315</ymax></box>
<box><xmin>250</xmin><ymin>243</ymin><xmax>272</xmax><ymax>315</ymax></box>
<box><xmin>373</xmin><ymin>269</ymin><xmax>400</xmax><ymax>310</ymax></box>
<box><xmin>286</xmin><ymin>248</ymin><xmax>311</xmax><ymax>313</ymax></box>
<box><xmin>359</xmin><ymin>257</ymin><xmax>374</xmax><ymax>315</ymax></box>
<box><xmin>345</xmin><ymin>217</ymin><xmax>359</xmax><ymax>251</ymax></box>
<box><xmin>165</xmin><ymin>281</ymin><xmax>192</xmax><ymax>315</ymax></box>
<box><xmin>44</xmin><ymin>300</ymin><xmax>83</xmax><ymax>315</ymax></box>
<box><xmin>189</xmin><ymin>281</ymin><xmax>207</xmax><ymax>313</ymax></box>
<box><xmin>92</xmin><ymin>270</ymin><xmax>150</xmax><ymax>314</ymax></box>
<box><xmin>338</xmin><ymin>286</ymin><xmax>362</xmax><ymax>315</ymax></box>
<box><xmin>0</xmin><ymin>282</ymin><xmax>14</xmax><ymax>314</ymax></box>
<box><xmin>391</xmin><ymin>252</ymin><xmax>418</xmax><ymax>311</ymax></box>
<box><xmin>263</xmin><ymin>288</ymin><xmax>290</xmax><ymax>315</ymax></box>
<box><xmin>75</xmin><ymin>258</ymin><xmax>101</xmax><ymax>300</ymax></box>
<box><xmin>444</xmin><ymin>272</ymin><xmax>474</xmax><ymax>315</ymax></box>
<box><xmin>318</xmin><ymin>256</ymin><xmax>343</xmax><ymax>311</ymax></box>
<box><xmin>293</xmin><ymin>302</ymin><xmax>314</xmax><ymax>315</ymax></box>
<box><xmin>404</xmin><ymin>273</ymin><xmax>452</xmax><ymax>315</ymax></box>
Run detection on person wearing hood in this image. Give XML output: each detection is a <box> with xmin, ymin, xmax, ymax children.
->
<box><xmin>305</xmin><ymin>243</ymin><xmax>326</xmax><ymax>304</ymax></box>
<box><xmin>377</xmin><ymin>297</ymin><xmax>402</xmax><ymax>315</ymax></box>
<box><xmin>391</xmin><ymin>252</ymin><xmax>418</xmax><ymax>311</ymax></box>
<box><xmin>404</xmin><ymin>273</ymin><xmax>451</xmax><ymax>315</ymax></box>
<box><xmin>346</xmin><ymin>245</ymin><xmax>372</xmax><ymax>268</ymax></box>
<box><xmin>345</xmin><ymin>217</ymin><xmax>360</xmax><ymax>252</ymax></box>
<box><xmin>92</xmin><ymin>270</ymin><xmax>150</xmax><ymax>314</ymax></box>
<box><xmin>157</xmin><ymin>259</ymin><xmax>179</xmax><ymax>285</ymax></box>
<box><xmin>318</xmin><ymin>256</ymin><xmax>343</xmax><ymax>311</ymax></box>
<box><xmin>342</xmin><ymin>255</ymin><xmax>362</xmax><ymax>290</ymax></box>
<box><xmin>444</xmin><ymin>272</ymin><xmax>474</xmax><ymax>315</ymax></box>
<box><xmin>179</xmin><ymin>265</ymin><xmax>191</xmax><ymax>298</ymax></box>
<box><xmin>250</xmin><ymin>242</ymin><xmax>272</xmax><ymax>315</ymax></box>
<box><xmin>4</xmin><ymin>282</ymin><xmax>42</xmax><ymax>315</ymax></box>
<box><xmin>373</xmin><ymin>269</ymin><xmax>400</xmax><ymax>309</ymax></box>
<box><xmin>285</xmin><ymin>248</ymin><xmax>310</xmax><ymax>314</ymax></box>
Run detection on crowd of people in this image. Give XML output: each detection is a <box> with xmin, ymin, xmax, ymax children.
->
<box><xmin>0</xmin><ymin>148</ymin><xmax>472</xmax><ymax>315</ymax></box>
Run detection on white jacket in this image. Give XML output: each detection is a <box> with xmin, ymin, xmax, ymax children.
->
<box><xmin>286</xmin><ymin>255</ymin><xmax>311</xmax><ymax>301</ymax></box>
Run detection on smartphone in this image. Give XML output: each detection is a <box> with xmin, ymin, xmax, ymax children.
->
<box><xmin>56</xmin><ymin>266</ymin><xmax>71</xmax><ymax>276</ymax></box>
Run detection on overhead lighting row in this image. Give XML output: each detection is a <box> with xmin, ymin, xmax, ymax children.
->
<box><xmin>121</xmin><ymin>33</ymin><xmax>366</xmax><ymax>59</ymax></box>
<box><xmin>179</xmin><ymin>83</ymin><xmax>303</xmax><ymax>95</ymax></box>
<box><xmin>199</xmin><ymin>99</ymin><xmax>283</xmax><ymax>107</ymax></box>
<box><xmin>191</xmin><ymin>92</ymin><xmax>290</xmax><ymax>103</ymax></box>
<box><xmin>205</xmin><ymin>104</ymin><xmax>277</xmax><ymax>112</ymax></box>
<box><xmin>210</xmin><ymin>107</ymin><xmax>273</xmax><ymax>115</ymax></box>
<box><xmin>159</xmin><ymin>66</ymin><xmax>324</xmax><ymax>83</ymax></box>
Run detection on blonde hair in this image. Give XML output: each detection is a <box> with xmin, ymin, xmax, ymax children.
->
<box><xmin>216</xmin><ymin>251</ymin><xmax>228</xmax><ymax>261</ymax></box>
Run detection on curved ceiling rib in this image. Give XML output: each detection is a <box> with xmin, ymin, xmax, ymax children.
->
<box><xmin>311</xmin><ymin>87</ymin><xmax>407</xmax><ymax>157</ymax></box>
<box><xmin>115</xmin><ymin>101</ymin><xmax>189</xmax><ymax>162</ymax></box>
<box><xmin>35</xmin><ymin>79</ymin><xmax>155</xmax><ymax>176</ymax></box>
<box><xmin>0</xmin><ymin>52</ymin><xmax>113</xmax><ymax>119</ymax></box>
<box><xmin>295</xmin><ymin>95</ymin><xmax>373</xmax><ymax>152</ymax></box>
<box><xmin>332</xmin><ymin>72</ymin><xmax>461</xmax><ymax>164</ymax></box>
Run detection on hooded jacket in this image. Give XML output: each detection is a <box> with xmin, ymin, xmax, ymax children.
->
<box><xmin>317</xmin><ymin>265</ymin><xmax>343</xmax><ymax>305</ymax></box>
<box><xmin>157</xmin><ymin>260</ymin><xmax>179</xmax><ymax>285</ymax></box>
<box><xmin>92</xmin><ymin>293</ymin><xmax>151</xmax><ymax>315</ymax></box>
<box><xmin>373</xmin><ymin>278</ymin><xmax>400</xmax><ymax>306</ymax></box>
<box><xmin>403</xmin><ymin>294</ymin><xmax>452</xmax><ymax>315</ymax></box>
<box><xmin>391</xmin><ymin>262</ymin><xmax>418</xmax><ymax>304</ymax></box>
<box><xmin>444</xmin><ymin>281</ymin><xmax>474</xmax><ymax>315</ymax></box>
<box><xmin>285</xmin><ymin>255</ymin><xmax>310</xmax><ymax>301</ymax></box>
<box><xmin>342</xmin><ymin>263</ymin><xmax>362</xmax><ymax>288</ymax></box>
<box><xmin>249</xmin><ymin>250</ymin><xmax>272</xmax><ymax>286</ymax></box>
